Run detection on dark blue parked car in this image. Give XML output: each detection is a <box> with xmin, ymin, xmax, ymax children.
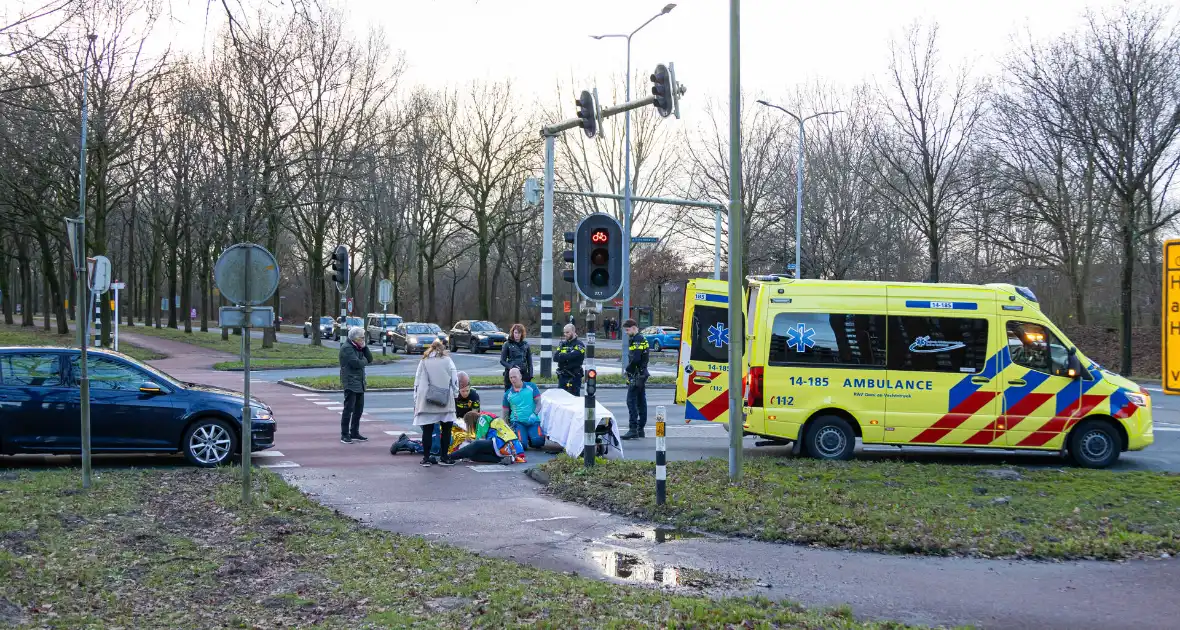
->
<box><xmin>0</xmin><ymin>347</ymin><xmax>276</xmax><ymax>467</ymax></box>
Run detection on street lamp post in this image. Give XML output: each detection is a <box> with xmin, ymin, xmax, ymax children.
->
<box><xmin>590</xmin><ymin>2</ymin><xmax>676</xmax><ymax>368</ymax></box>
<box><xmin>755</xmin><ymin>100</ymin><xmax>843</xmax><ymax>279</ymax></box>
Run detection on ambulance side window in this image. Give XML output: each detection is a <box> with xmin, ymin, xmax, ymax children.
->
<box><xmin>769</xmin><ymin>313</ymin><xmax>886</xmax><ymax>367</ymax></box>
<box><xmin>690</xmin><ymin>306</ymin><xmax>730</xmax><ymax>363</ymax></box>
<box><xmin>888</xmin><ymin>316</ymin><xmax>989</xmax><ymax>373</ymax></box>
<box><xmin>1006</xmin><ymin>321</ymin><xmax>1068</xmax><ymax>376</ymax></box>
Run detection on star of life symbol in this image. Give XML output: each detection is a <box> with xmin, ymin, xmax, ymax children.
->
<box><xmin>707</xmin><ymin>322</ymin><xmax>729</xmax><ymax>348</ymax></box>
<box><xmin>787</xmin><ymin>323</ymin><xmax>816</xmax><ymax>352</ymax></box>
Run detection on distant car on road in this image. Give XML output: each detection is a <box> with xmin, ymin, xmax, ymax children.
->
<box><xmin>365</xmin><ymin>313</ymin><xmax>403</xmax><ymax>345</ymax></box>
<box><xmin>333</xmin><ymin>316</ymin><xmax>364</xmax><ymax>341</ymax></box>
<box><xmin>449</xmin><ymin>320</ymin><xmax>507</xmax><ymax>354</ymax></box>
<box><xmin>304</xmin><ymin>316</ymin><xmax>334</xmax><ymax>339</ymax></box>
<box><xmin>391</xmin><ymin>322</ymin><xmax>442</xmax><ymax>354</ymax></box>
<box><xmin>641</xmin><ymin>326</ymin><xmax>680</xmax><ymax>352</ymax></box>
<box><xmin>0</xmin><ymin>347</ymin><xmax>276</xmax><ymax>467</ymax></box>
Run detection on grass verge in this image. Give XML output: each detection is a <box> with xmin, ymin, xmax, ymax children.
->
<box><xmin>0</xmin><ymin>324</ymin><xmax>165</xmax><ymax>362</ymax></box>
<box><xmin>285</xmin><ymin>373</ymin><xmax>677</xmax><ymax>390</ymax></box>
<box><xmin>128</xmin><ymin>326</ymin><xmax>396</xmax><ymax>370</ymax></box>
<box><xmin>539</xmin><ymin>457</ymin><xmax>1180</xmax><ymax>560</ymax></box>
<box><xmin>0</xmin><ymin>468</ymin><xmax>911</xmax><ymax>629</ymax></box>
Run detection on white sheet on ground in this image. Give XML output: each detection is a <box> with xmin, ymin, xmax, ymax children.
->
<box><xmin>539</xmin><ymin>389</ymin><xmax>624</xmax><ymax>459</ymax></box>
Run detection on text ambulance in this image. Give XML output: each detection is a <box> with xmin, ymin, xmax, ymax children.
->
<box><xmin>676</xmin><ymin>277</ymin><xmax>1153</xmax><ymax>468</ymax></box>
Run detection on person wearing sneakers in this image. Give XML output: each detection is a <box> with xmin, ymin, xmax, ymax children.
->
<box><xmin>338</xmin><ymin>326</ymin><xmax>373</xmax><ymax>444</ymax></box>
<box><xmin>413</xmin><ymin>339</ymin><xmax>459</xmax><ymax>467</ymax></box>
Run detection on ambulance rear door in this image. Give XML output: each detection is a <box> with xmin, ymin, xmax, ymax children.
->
<box><xmin>676</xmin><ymin>279</ymin><xmax>734</xmax><ymax>425</ymax></box>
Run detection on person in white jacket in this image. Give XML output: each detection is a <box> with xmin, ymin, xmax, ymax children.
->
<box><xmin>413</xmin><ymin>339</ymin><xmax>459</xmax><ymax>467</ymax></box>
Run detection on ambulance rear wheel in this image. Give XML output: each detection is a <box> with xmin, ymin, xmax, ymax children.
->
<box><xmin>1068</xmin><ymin>419</ymin><xmax>1120</xmax><ymax>469</ymax></box>
<box><xmin>804</xmin><ymin>416</ymin><xmax>855</xmax><ymax>461</ymax></box>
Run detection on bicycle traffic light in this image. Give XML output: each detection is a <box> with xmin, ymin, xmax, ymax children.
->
<box><xmin>573</xmin><ymin>214</ymin><xmax>623</xmax><ymax>301</ymax></box>
<box><xmin>575</xmin><ymin>89</ymin><xmax>597</xmax><ymax>139</ymax></box>
<box><xmin>330</xmin><ymin>244</ymin><xmax>349</xmax><ymax>290</ymax></box>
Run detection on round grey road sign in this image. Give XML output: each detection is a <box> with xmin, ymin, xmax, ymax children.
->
<box><xmin>214</xmin><ymin>243</ymin><xmax>280</xmax><ymax>306</ymax></box>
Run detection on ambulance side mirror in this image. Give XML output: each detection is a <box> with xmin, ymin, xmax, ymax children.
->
<box><xmin>1065</xmin><ymin>348</ymin><xmax>1083</xmax><ymax>379</ymax></box>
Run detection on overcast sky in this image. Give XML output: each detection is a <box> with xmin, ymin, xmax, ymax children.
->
<box><xmin>153</xmin><ymin>0</ymin><xmax>1127</xmax><ymax>107</ymax></box>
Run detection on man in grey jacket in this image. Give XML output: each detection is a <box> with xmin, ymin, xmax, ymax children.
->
<box><xmin>339</xmin><ymin>326</ymin><xmax>373</xmax><ymax>444</ymax></box>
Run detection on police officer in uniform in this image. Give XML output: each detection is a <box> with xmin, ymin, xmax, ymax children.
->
<box><xmin>621</xmin><ymin>319</ymin><xmax>650</xmax><ymax>440</ymax></box>
<box><xmin>555</xmin><ymin>323</ymin><xmax>586</xmax><ymax>396</ymax></box>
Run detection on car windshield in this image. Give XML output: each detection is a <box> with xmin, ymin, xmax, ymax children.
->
<box><xmin>406</xmin><ymin>324</ymin><xmax>432</xmax><ymax>334</ymax></box>
<box><xmin>320</xmin><ymin>317</ymin><xmax>333</xmax><ymax>325</ymax></box>
<box><xmin>426</xmin><ymin>324</ymin><xmax>442</xmax><ymax>333</ymax></box>
<box><xmin>346</xmin><ymin>317</ymin><xmax>363</xmax><ymax>326</ymax></box>
<box><xmin>471</xmin><ymin>321</ymin><xmax>498</xmax><ymax>332</ymax></box>
<box><xmin>382</xmin><ymin>317</ymin><xmax>401</xmax><ymax>327</ymax></box>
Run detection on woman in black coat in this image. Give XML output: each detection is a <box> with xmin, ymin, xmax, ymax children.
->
<box><xmin>500</xmin><ymin>323</ymin><xmax>532</xmax><ymax>388</ymax></box>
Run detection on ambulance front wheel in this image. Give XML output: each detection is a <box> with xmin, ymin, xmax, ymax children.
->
<box><xmin>1067</xmin><ymin>419</ymin><xmax>1120</xmax><ymax>469</ymax></box>
<box><xmin>804</xmin><ymin>416</ymin><xmax>856</xmax><ymax>461</ymax></box>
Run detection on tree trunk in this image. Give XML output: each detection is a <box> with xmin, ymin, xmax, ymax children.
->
<box><xmin>477</xmin><ymin>240</ymin><xmax>491</xmax><ymax>319</ymax></box>
<box><xmin>0</xmin><ymin>236</ymin><xmax>13</xmax><ymax>325</ymax></box>
<box><xmin>1119</xmin><ymin>198</ymin><xmax>1135</xmax><ymax>377</ymax></box>
<box><xmin>17</xmin><ymin>239</ymin><xmax>33</xmax><ymax>327</ymax></box>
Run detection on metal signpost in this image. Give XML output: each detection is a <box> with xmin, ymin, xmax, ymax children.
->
<box><xmin>378</xmin><ymin>279</ymin><xmax>393</xmax><ymax>355</ymax></box>
<box><xmin>727</xmin><ymin>0</ymin><xmax>745</xmax><ymax>482</ymax></box>
<box><xmin>214</xmin><ymin>243</ymin><xmax>279</xmax><ymax>504</ymax></box>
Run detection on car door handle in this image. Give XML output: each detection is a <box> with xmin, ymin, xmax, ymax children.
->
<box><xmin>971</xmin><ymin>376</ymin><xmax>991</xmax><ymax>384</ymax></box>
<box><xmin>692</xmin><ymin>376</ymin><xmax>712</xmax><ymax>385</ymax></box>
<box><xmin>1008</xmin><ymin>379</ymin><xmax>1027</xmax><ymax>387</ymax></box>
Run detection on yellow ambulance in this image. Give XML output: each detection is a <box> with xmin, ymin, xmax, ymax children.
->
<box><xmin>676</xmin><ymin>276</ymin><xmax>1153</xmax><ymax>468</ymax></box>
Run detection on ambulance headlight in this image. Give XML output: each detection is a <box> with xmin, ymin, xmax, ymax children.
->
<box><xmin>1126</xmin><ymin>391</ymin><xmax>1149</xmax><ymax>408</ymax></box>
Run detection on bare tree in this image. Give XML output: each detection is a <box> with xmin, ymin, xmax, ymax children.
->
<box><xmin>871</xmin><ymin>22</ymin><xmax>986</xmax><ymax>282</ymax></box>
<box><xmin>438</xmin><ymin>81</ymin><xmax>540</xmax><ymax>320</ymax></box>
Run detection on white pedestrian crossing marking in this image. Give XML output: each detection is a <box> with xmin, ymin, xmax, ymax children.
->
<box><xmin>259</xmin><ymin>461</ymin><xmax>300</xmax><ymax>468</ymax></box>
<box><xmin>327</xmin><ymin>406</ymin><xmax>344</xmax><ymax>411</ymax></box>
<box><xmin>293</xmin><ymin>393</ymin><xmax>320</xmax><ymax>397</ymax></box>
<box><xmin>312</xmin><ymin>401</ymin><xmax>337</xmax><ymax>406</ymax></box>
<box><xmin>1155</xmin><ymin>426</ymin><xmax>1180</xmax><ymax>432</ymax></box>
<box><xmin>251</xmin><ymin>450</ymin><xmax>285</xmax><ymax>458</ymax></box>
<box><xmin>469</xmin><ymin>465</ymin><xmax>515</xmax><ymax>473</ymax></box>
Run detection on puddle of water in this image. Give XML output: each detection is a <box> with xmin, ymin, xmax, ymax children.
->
<box><xmin>593</xmin><ymin>550</ymin><xmax>682</xmax><ymax>586</ymax></box>
<box><xmin>609</xmin><ymin>527</ymin><xmax>703</xmax><ymax>543</ymax></box>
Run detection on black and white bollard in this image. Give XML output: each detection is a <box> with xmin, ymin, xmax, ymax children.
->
<box><xmin>655</xmin><ymin>405</ymin><xmax>666</xmax><ymax>505</ymax></box>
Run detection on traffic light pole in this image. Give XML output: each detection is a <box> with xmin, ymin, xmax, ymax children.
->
<box><xmin>539</xmin><ymin>133</ymin><xmax>556</xmax><ymax>378</ymax></box>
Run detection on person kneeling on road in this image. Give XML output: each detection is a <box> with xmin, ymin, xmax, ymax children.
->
<box><xmin>555</xmin><ymin>324</ymin><xmax>586</xmax><ymax>396</ymax></box>
<box><xmin>429</xmin><ymin>371</ymin><xmax>481</xmax><ymax>457</ymax></box>
<box><xmin>503</xmin><ymin>367</ymin><xmax>545</xmax><ymax>450</ymax></box>
<box><xmin>449</xmin><ymin>411</ymin><xmax>523</xmax><ymax>464</ymax></box>
<box><xmin>338</xmin><ymin>326</ymin><xmax>373</xmax><ymax>444</ymax></box>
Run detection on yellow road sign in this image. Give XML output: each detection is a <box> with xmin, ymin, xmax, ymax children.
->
<box><xmin>1164</xmin><ymin>240</ymin><xmax>1180</xmax><ymax>394</ymax></box>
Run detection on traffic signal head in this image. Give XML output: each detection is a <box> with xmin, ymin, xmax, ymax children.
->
<box><xmin>575</xmin><ymin>90</ymin><xmax>597</xmax><ymax>138</ymax></box>
<box><xmin>330</xmin><ymin>244</ymin><xmax>349</xmax><ymax>288</ymax></box>
<box><xmin>651</xmin><ymin>64</ymin><xmax>672</xmax><ymax>118</ymax></box>
<box><xmin>561</xmin><ymin>231</ymin><xmax>575</xmax><ymax>284</ymax></box>
<box><xmin>573</xmin><ymin>214</ymin><xmax>623</xmax><ymax>301</ymax></box>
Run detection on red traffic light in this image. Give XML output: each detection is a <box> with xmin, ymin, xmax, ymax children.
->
<box><xmin>587</xmin><ymin>369</ymin><xmax>597</xmax><ymax>379</ymax></box>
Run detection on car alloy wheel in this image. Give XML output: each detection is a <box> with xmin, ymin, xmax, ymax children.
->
<box><xmin>183</xmin><ymin>419</ymin><xmax>237</xmax><ymax>467</ymax></box>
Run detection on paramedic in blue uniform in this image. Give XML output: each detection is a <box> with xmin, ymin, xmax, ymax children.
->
<box><xmin>620</xmin><ymin>319</ymin><xmax>650</xmax><ymax>440</ymax></box>
<box><xmin>554</xmin><ymin>323</ymin><xmax>586</xmax><ymax>396</ymax></box>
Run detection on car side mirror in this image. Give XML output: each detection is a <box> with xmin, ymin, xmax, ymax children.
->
<box><xmin>140</xmin><ymin>381</ymin><xmax>164</xmax><ymax>394</ymax></box>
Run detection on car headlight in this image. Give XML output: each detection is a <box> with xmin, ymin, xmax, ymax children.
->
<box><xmin>475</xmin><ymin>334</ymin><xmax>486</xmax><ymax>340</ymax></box>
<box><xmin>1127</xmin><ymin>391</ymin><xmax>1149</xmax><ymax>408</ymax></box>
<box><xmin>250</xmin><ymin>405</ymin><xmax>273</xmax><ymax>420</ymax></box>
